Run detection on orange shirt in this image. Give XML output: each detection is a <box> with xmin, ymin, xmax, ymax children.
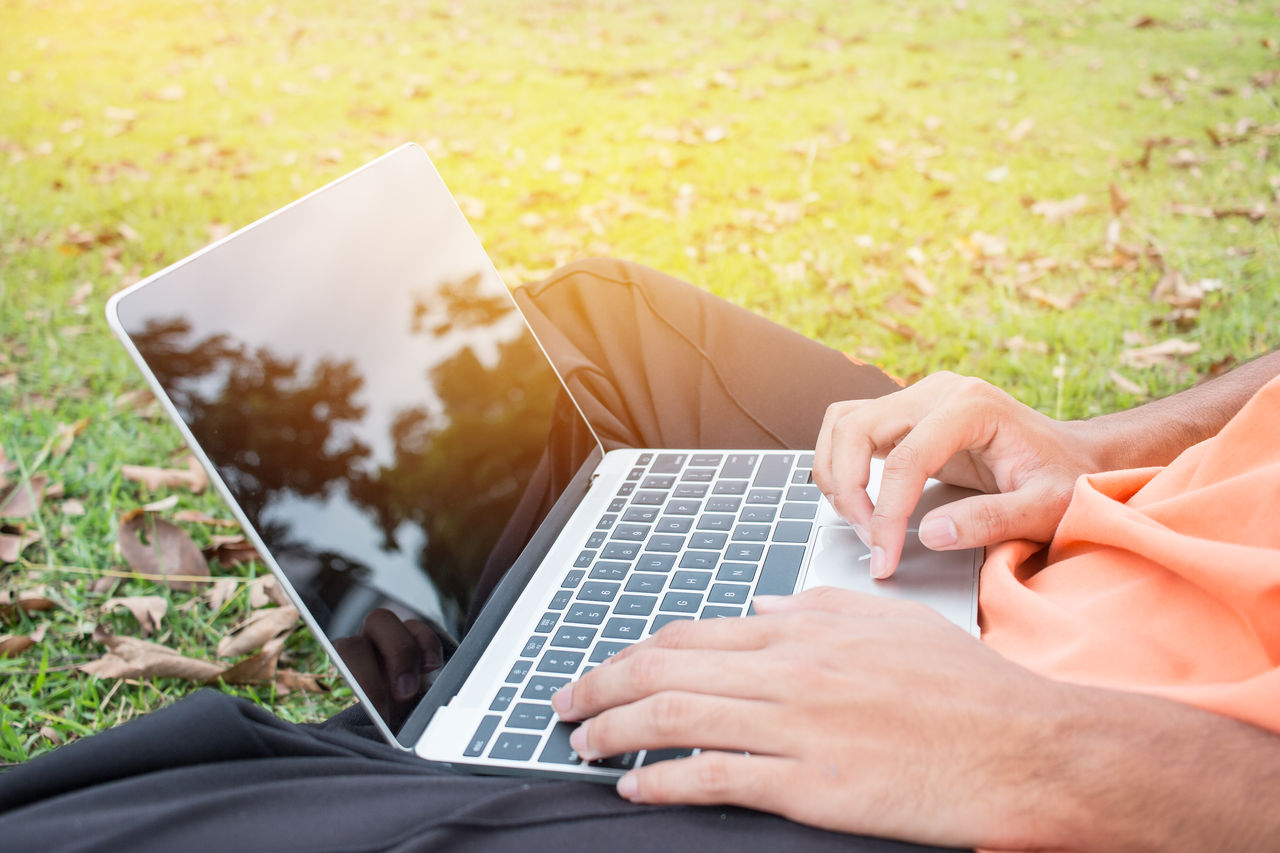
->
<box><xmin>980</xmin><ymin>374</ymin><xmax>1280</xmax><ymax>734</ymax></box>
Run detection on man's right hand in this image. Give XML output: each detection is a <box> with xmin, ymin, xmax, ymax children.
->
<box><xmin>812</xmin><ymin>371</ymin><xmax>1105</xmax><ymax>579</ymax></box>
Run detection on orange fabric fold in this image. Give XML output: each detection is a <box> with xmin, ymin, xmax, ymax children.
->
<box><xmin>980</xmin><ymin>374</ymin><xmax>1280</xmax><ymax>734</ymax></box>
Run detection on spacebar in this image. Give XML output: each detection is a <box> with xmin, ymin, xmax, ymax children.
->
<box><xmin>755</xmin><ymin>544</ymin><xmax>805</xmax><ymax>597</ymax></box>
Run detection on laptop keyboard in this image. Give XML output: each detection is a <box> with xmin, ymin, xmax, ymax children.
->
<box><xmin>464</xmin><ymin>451</ymin><xmax>821</xmax><ymax>769</ymax></box>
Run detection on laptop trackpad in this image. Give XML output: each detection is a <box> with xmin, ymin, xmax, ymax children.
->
<box><xmin>800</xmin><ymin>526</ymin><xmax>978</xmax><ymax>631</ymax></box>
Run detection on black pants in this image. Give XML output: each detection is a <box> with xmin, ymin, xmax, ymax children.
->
<box><xmin>0</xmin><ymin>260</ymin><xmax>952</xmax><ymax>853</ymax></box>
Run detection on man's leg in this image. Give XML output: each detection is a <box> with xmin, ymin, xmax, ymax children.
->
<box><xmin>0</xmin><ymin>690</ymin><xmax>951</xmax><ymax>853</ymax></box>
<box><xmin>515</xmin><ymin>258</ymin><xmax>902</xmax><ymax>451</ymax></box>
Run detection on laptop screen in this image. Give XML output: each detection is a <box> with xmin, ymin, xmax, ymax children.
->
<box><xmin>112</xmin><ymin>146</ymin><xmax>597</xmax><ymax>733</ymax></box>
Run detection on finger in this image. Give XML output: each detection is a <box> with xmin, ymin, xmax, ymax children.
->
<box><xmin>555</xmin><ymin>645</ymin><xmax>785</xmax><ymax>721</ymax></box>
<box><xmin>617</xmin><ymin>751</ymin><xmax>801</xmax><ymax>813</ymax></box>
<box><xmin>813</xmin><ymin>400</ymin><xmax>866</xmax><ymax>504</ymax></box>
<box><xmin>869</xmin><ymin>407</ymin><xmax>986</xmax><ymax>578</ymax></box>
<box><xmin>569</xmin><ymin>691</ymin><xmax>787</xmax><ymax>762</ymax></box>
<box><xmin>918</xmin><ymin>484</ymin><xmax>1068</xmax><ymax>550</ymax></box>
<box><xmin>362</xmin><ymin>609</ymin><xmax>423</xmax><ymax>701</ymax></box>
<box><xmin>404</xmin><ymin>620</ymin><xmax>445</xmax><ymax>672</ymax></box>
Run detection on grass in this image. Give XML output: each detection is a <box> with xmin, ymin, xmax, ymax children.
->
<box><xmin>2</xmin><ymin>0</ymin><xmax>1279</xmax><ymax>762</ymax></box>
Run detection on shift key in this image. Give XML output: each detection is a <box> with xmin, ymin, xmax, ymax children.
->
<box><xmin>754</xmin><ymin>544</ymin><xmax>804</xmax><ymax>597</ymax></box>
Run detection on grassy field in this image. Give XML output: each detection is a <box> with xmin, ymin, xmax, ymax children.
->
<box><xmin>2</xmin><ymin>0</ymin><xmax>1279</xmax><ymax>762</ymax></box>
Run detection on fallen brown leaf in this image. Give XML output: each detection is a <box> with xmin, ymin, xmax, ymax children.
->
<box><xmin>173</xmin><ymin>509</ymin><xmax>238</xmax><ymax>529</ymax></box>
<box><xmin>117</xmin><ymin>510</ymin><xmax>210</xmax><ymax>591</ymax></box>
<box><xmin>0</xmin><ymin>634</ymin><xmax>36</xmax><ymax>658</ymax></box>
<box><xmin>203</xmin><ymin>534</ymin><xmax>261</xmax><ymax>568</ymax></box>
<box><xmin>80</xmin><ymin>628</ymin><xmax>223</xmax><ymax>681</ymax></box>
<box><xmin>0</xmin><ymin>528</ymin><xmax>41</xmax><ymax>564</ymax></box>
<box><xmin>0</xmin><ymin>588</ymin><xmax>58</xmax><ymax>618</ymax></box>
<box><xmin>218</xmin><ymin>634</ymin><xmax>288</xmax><ymax>685</ymax></box>
<box><xmin>275</xmin><ymin>669</ymin><xmax>329</xmax><ymax>695</ymax></box>
<box><xmin>61</xmin><ymin>498</ymin><xmax>87</xmax><ymax>516</ymax></box>
<box><xmin>217</xmin><ymin>605</ymin><xmax>299</xmax><ymax>658</ymax></box>
<box><xmin>103</xmin><ymin>595</ymin><xmax>167</xmax><ymax>635</ymax></box>
<box><xmin>1120</xmin><ymin>337</ymin><xmax>1201</xmax><ymax>369</ymax></box>
<box><xmin>0</xmin><ymin>475</ymin><xmax>48</xmax><ymax>519</ymax></box>
<box><xmin>121</xmin><ymin>455</ymin><xmax>208</xmax><ymax>494</ymax></box>
<box><xmin>205</xmin><ymin>577</ymin><xmax>239</xmax><ymax>612</ymax></box>
<box><xmin>53</xmin><ymin>418</ymin><xmax>90</xmax><ymax>458</ymax></box>
<box><xmin>248</xmin><ymin>574</ymin><xmax>292</xmax><ymax>609</ymax></box>
<box><xmin>1109</xmin><ymin>184</ymin><xmax>1130</xmax><ymax>217</ymax></box>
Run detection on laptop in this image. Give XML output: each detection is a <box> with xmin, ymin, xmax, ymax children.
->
<box><xmin>107</xmin><ymin>143</ymin><xmax>980</xmax><ymax>780</ymax></box>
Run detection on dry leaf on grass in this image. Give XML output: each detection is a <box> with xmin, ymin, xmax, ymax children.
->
<box><xmin>103</xmin><ymin>595</ymin><xmax>167</xmax><ymax>635</ymax></box>
<box><xmin>219</xmin><ymin>634</ymin><xmax>288</xmax><ymax>685</ymax></box>
<box><xmin>53</xmin><ymin>418</ymin><xmax>90</xmax><ymax>458</ymax></box>
<box><xmin>0</xmin><ymin>588</ymin><xmax>58</xmax><ymax>618</ymax></box>
<box><xmin>248</xmin><ymin>575</ymin><xmax>292</xmax><ymax>609</ymax></box>
<box><xmin>80</xmin><ymin>629</ymin><xmax>223</xmax><ymax>681</ymax></box>
<box><xmin>275</xmin><ymin>669</ymin><xmax>329</xmax><ymax>696</ymax></box>
<box><xmin>205</xmin><ymin>577</ymin><xmax>239</xmax><ymax>612</ymax></box>
<box><xmin>121</xmin><ymin>456</ymin><xmax>208</xmax><ymax>494</ymax></box>
<box><xmin>0</xmin><ymin>475</ymin><xmax>49</xmax><ymax>519</ymax></box>
<box><xmin>117</xmin><ymin>510</ymin><xmax>210</xmax><ymax>591</ymax></box>
<box><xmin>217</xmin><ymin>605</ymin><xmax>300</xmax><ymax>658</ymax></box>
<box><xmin>203</xmin><ymin>535</ymin><xmax>261</xmax><ymax>568</ymax></box>
<box><xmin>1119</xmin><ymin>337</ymin><xmax>1201</xmax><ymax>369</ymax></box>
<box><xmin>0</xmin><ymin>624</ymin><xmax>48</xmax><ymax>658</ymax></box>
<box><xmin>173</xmin><ymin>509</ymin><xmax>238</xmax><ymax>529</ymax></box>
<box><xmin>0</xmin><ymin>528</ymin><xmax>41</xmax><ymax>564</ymax></box>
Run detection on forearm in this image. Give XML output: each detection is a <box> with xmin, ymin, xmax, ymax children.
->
<box><xmin>1043</xmin><ymin>686</ymin><xmax>1280</xmax><ymax>852</ymax></box>
<box><xmin>1079</xmin><ymin>349</ymin><xmax>1280</xmax><ymax>471</ymax></box>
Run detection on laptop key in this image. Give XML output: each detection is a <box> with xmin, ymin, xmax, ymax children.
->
<box><xmin>601</xmin><ymin>617</ymin><xmax>647</xmax><ymax>639</ymax></box>
<box><xmin>787</xmin><ymin>485</ymin><xmax>822</xmax><ymax>502</ymax></box>
<box><xmin>535</xmin><ymin>611</ymin><xmax>559</xmax><ymax>633</ymax></box>
<box><xmin>746</xmin><ymin>488</ymin><xmax>782</xmax><ymax>505</ymax></box>
<box><xmin>712</xmin><ymin>480</ymin><xmax>748</xmax><ymax>496</ymax></box>
<box><xmin>489</xmin><ymin>732</ymin><xmax>541</xmax><ymax>761</ymax></box>
<box><xmin>791</xmin><ymin>468</ymin><xmax>811</xmax><ymax>485</ymax></box>
<box><xmin>645</xmin><ymin>534</ymin><xmax>685</xmax><ymax>553</ymax></box>
<box><xmin>601</xmin><ymin>542</ymin><xmax>640</xmax><ymax>560</ymax></box>
<box><xmin>739</xmin><ymin>506</ymin><xmax>776</xmax><ymax>524</ymax></box>
<box><xmin>589</xmin><ymin>561</ymin><xmax>630</xmax><ymax>580</ymax></box>
<box><xmin>651</xmin><ymin>453</ymin><xmax>687</xmax><ymax>474</ymax></box>
<box><xmin>507</xmin><ymin>702</ymin><xmax>555</xmax><ymax>730</ymax></box>
<box><xmin>520</xmin><ymin>636</ymin><xmax>546</xmax><ymax>657</ymax></box>
<box><xmin>505</xmin><ymin>659</ymin><xmax>532</xmax><ymax>683</ymax></box>
<box><xmin>565</xmin><ymin>602</ymin><xmax>608</xmax><ymax>624</ymax></box>
<box><xmin>551</xmin><ymin>626</ymin><xmax>597</xmax><ymax>649</ymax></box>
<box><xmin>626</xmin><ymin>467</ymin><xmax>644</xmax><ymax>481</ymax></box>
<box><xmin>665</xmin><ymin>499</ymin><xmax>701</xmax><ymax>516</ymax></box>
<box><xmin>731</xmin><ymin>524</ymin><xmax>770</xmax><ymax>542</ymax></box>
<box><xmin>587</xmin><ymin>531</ymin><xmax>607</xmax><ymax>547</ymax></box>
<box><xmin>574</xmin><ymin>550</ymin><xmax>596</xmax><ymax>568</ymax></box>
<box><xmin>706</xmin><ymin>497</ymin><xmax>741</xmax><ymax>513</ymax></box>
<box><xmin>688</xmin><ymin>532</ymin><xmax>727</xmax><ymax>550</ymax></box>
<box><xmin>638</xmin><ymin>452</ymin><xmax>654</xmax><ymax>465</ymax></box>
<box><xmin>596</xmin><ymin>514</ymin><xmax>618</xmax><ymax>530</ymax></box>
<box><xmin>707</xmin><ymin>583</ymin><xmax>751</xmax><ymax>605</ymax></box>
<box><xmin>672</xmin><ymin>570</ymin><xmax>712</xmax><ymax>590</ymax></box>
<box><xmin>561</xmin><ymin>569</ymin><xmax>586</xmax><ymax>587</ymax></box>
<box><xmin>681</xmin><ymin>469</ymin><xmax>714</xmax><ymax>483</ymax></box>
<box><xmin>780</xmin><ymin>502</ymin><xmax>818</xmax><ymax>520</ymax></box>
<box><xmin>696</xmin><ymin>513</ymin><xmax>734</xmax><ymax>531</ymax></box>
<box><xmin>608</xmin><ymin>498</ymin><xmax>627</xmax><ymax>512</ymax></box>
<box><xmin>624</xmin><ymin>573</ymin><xmax>665</xmax><ymax>593</ymax></box>
<box><xmin>690</xmin><ymin>453</ymin><xmax>723</xmax><ymax>467</ymax></box>
<box><xmin>592</xmin><ymin>751</ymin><xmax>639</xmax><ymax>770</ymax></box>
<box><xmin>636</xmin><ymin>554</ymin><xmax>676</xmax><ymax>572</ymax></box>
<box><xmin>537</xmin><ymin>650</ymin><xmax>585</xmax><ymax>674</ymax></box>
<box><xmin>539</xmin><ymin>722</ymin><xmax>583</xmax><ymax>766</ymax></box>
<box><xmin>725</xmin><ymin>543</ymin><xmax>764</xmax><ymax>561</ymax></box>
<box><xmin>753</xmin><ymin>454</ymin><xmax>794</xmax><ymax>487</ymax></box>
<box><xmin>614</xmin><ymin>593</ymin><xmax>657</xmax><ymax>617</ymax></box>
<box><xmin>700</xmin><ymin>605</ymin><xmax>742</xmax><ymax>619</ymax></box>
<box><xmin>773</xmin><ymin>520</ymin><xmax>813</xmax><ymax>543</ymax></box>
<box><xmin>548</xmin><ymin>589</ymin><xmax>573</xmax><ymax>610</ymax></box>
<box><xmin>489</xmin><ymin>687</ymin><xmax>517</xmax><ymax>712</ymax></box>
<box><xmin>641</xmin><ymin>475</ymin><xmax>676</xmax><ymax>489</ymax></box>
<box><xmin>660</xmin><ymin>591</ymin><xmax>703</xmax><ymax>613</ymax></box>
<box><xmin>642</xmin><ymin>747</ymin><xmax>695</xmax><ymax>765</ymax></box>
<box><xmin>673</xmin><ymin>483</ymin><xmax>708</xmax><ymax>499</ymax></box>
<box><xmin>589</xmin><ymin>641</ymin><xmax>630</xmax><ymax>663</ymax></box>
<box><xmin>798</xmin><ymin>453</ymin><xmax>814</xmax><ymax>468</ymax></box>
<box><xmin>622</xmin><ymin>506</ymin><xmax>658</xmax><ymax>523</ymax></box>
<box><xmin>578</xmin><ymin>581</ymin><xmax>620</xmax><ymax>603</ymax></box>
<box><xmin>678</xmin><ymin>551</ymin><xmax>718</xmax><ymax>571</ymax></box>
<box><xmin>631</xmin><ymin>491</ymin><xmax>666</xmax><ymax>506</ymax></box>
<box><xmin>655</xmin><ymin>516</ymin><xmax>693</xmax><ymax>534</ymax></box>
<box><xmin>756</xmin><ymin>544</ymin><xmax>805</xmax><ymax>597</ymax></box>
<box><xmin>464</xmin><ymin>715</ymin><xmax>502</xmax><ymax>757</ymax></box>
<box><xmin>616</xmin><ymin>483</ymin><xmax>635</xmax><ymax>497</ymax></box>
<box><xmin>649</xmin><ymin>613</ymin><xmax>693</xmax><ymax>634</ymax></box>
<box><xmin>721</xmin><ymin>454</ymin><xmax>758</xmax><ymax>479</ymax></box>
<box><xmin>610</xmin><ymin>524</ymin><xmax>650</xmax><ymax>542</ymax></box>
<box><xmin>522</xmin><ymin>676</ymin><xmax>570</xmax><ymax>700</ymax></box>
<box><xmin>716</xmin><ymin>562</ymin><xmax>757</xmax><ymax>582</ymax></box>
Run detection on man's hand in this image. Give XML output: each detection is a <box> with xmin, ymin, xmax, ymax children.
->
<box><xmin>813</xmin><ymin>371</ymin><xmax>1104</xmax><ymax>578</ymax></box>
<box><xmin>551</xmin><ymin>588</ymin><xmax>1280</xmax><ymax>852</ymax></box>
<box><xmin>333</xmin><ymin>609</ymin><xmax>444</xmax><ymax>728</ymax></box>
<box><xmin>553</xmin><ymin>588</ymin><xmax>1078</xmax><ymax>849</ymax></box>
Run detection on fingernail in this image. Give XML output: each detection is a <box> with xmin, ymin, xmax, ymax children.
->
<box><xmin>570</xmin><ymin>721</ymin><xmax>595</xmax><ymax>759</ymax></box>
<box><xmin>617</xmin><ymin>772</ymin><xmax>640</xmax><ymax>800</ymax></box>
<box><xmin>395</xmin><ymin>673</ymin><xmax>420</xmax><ymax>701</ymax></box>
<box><xmin>918</xmin><ymin>516</ymin><xmax>958</xmax><ymax>549</ymax></box>
<box><xmin>869</xmin><ymin>546</ymin><xmax>889</xmax><ymax>579</ymax></box>
<box><xmin>852</xmin><ymin>523</ymin><xmax>870</xmax><ymax>546</ymax></box>
<box><xmin>552</xmin><ymin>682</ymin><xmax>573</xmax><ymax>714</ymax></box>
